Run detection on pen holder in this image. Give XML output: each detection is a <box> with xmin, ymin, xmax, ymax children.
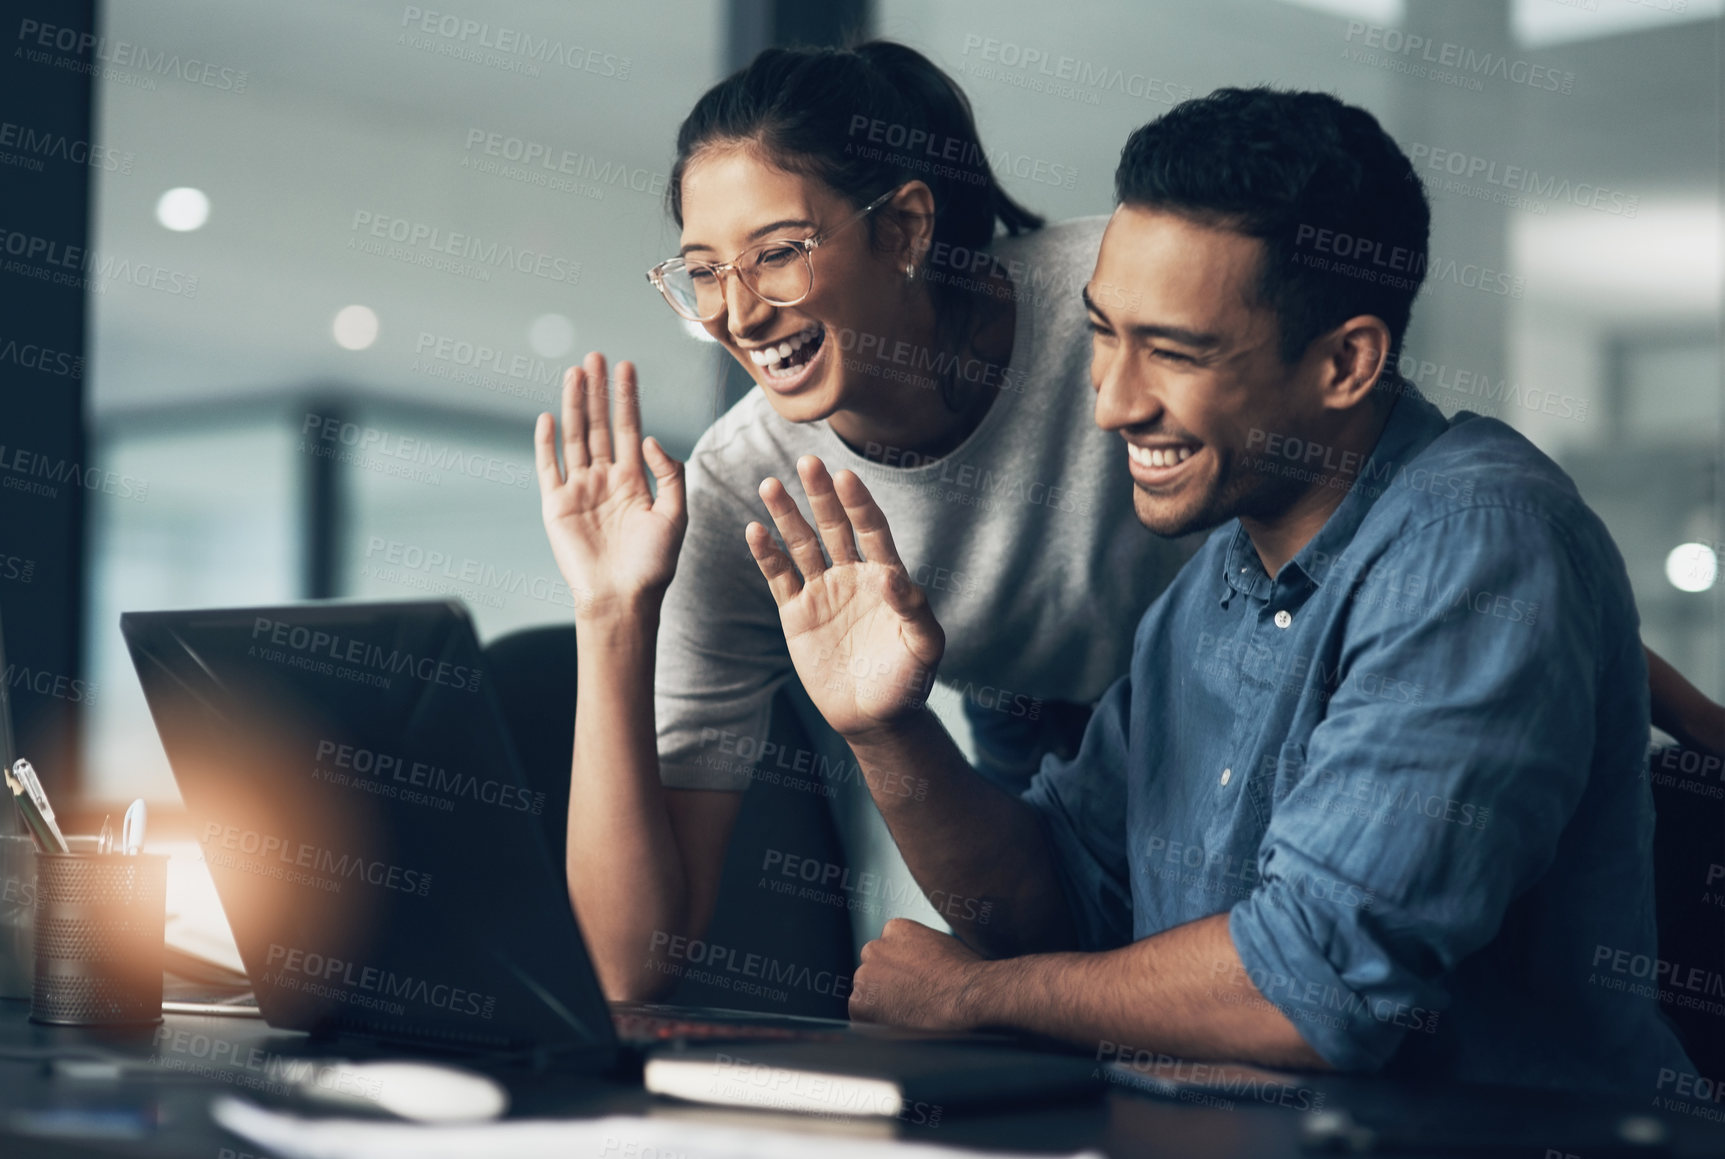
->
<box><xmin>0</xmin><ymin>835</ymin><xmax>35</xmax><ymax>999</ymax></box>
<box><xmin>31</xmin><ymin>853</ymin><xmax>166</xmax><ymax>1026</ymax></box>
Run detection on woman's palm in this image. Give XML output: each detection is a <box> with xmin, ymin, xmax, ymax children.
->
<box><xmin>534</xmin><ymin>356</ymin><xmax>686</xmax><ymax>615</ymax></box>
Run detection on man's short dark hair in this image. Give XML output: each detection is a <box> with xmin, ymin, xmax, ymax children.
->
<box><xmin>1115</xmin><ymin>87</ymin><xmax>1430</xmax><ymax>364</ymax></box>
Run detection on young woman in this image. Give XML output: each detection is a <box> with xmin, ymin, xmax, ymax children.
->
<box><xmin>532</xmin><ymin>41</ymin><xmax>1186</xmax><ymax>998</ymax></box>
<box><xmin>534</xmin><ymin>42</ymin><xmax>1725</xmax><ymax>1001</ymax></box>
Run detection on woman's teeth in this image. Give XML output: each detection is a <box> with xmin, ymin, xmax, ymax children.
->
<box><xmin>1127</xmin><ymin>444</ymin><xmax>1195</xmax><ymax>469</ymax></box>
<box><xmin>748</xmin><ymin>325</ymin><xmax>823</xmax><ymax>377</ymax></box>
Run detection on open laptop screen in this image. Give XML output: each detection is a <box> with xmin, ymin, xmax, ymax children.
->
<box><xmin>122</xmin><ymin>600</ymin><xmax>613</xmax><ymax>1060</ymax></box>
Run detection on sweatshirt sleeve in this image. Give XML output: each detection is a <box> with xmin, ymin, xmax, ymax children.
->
<box><xmin>654</xmin><ymin>444</ymin><xmax>797</xmax><ymax>791</ymax></box>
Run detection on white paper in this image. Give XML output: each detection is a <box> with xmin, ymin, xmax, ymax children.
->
<box><xmin>211</xmin><ymin>1096</ymin><xmax>1107</xmax><ymax>1159</ymax></box>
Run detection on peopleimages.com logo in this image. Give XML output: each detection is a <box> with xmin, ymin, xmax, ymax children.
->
<box><xmin>201</xmin><ymin>823</ymin><xmax>433</xmax><ymax>897</ymax></box>
<box><xmin>397</xmin><ymin>6</ymin><xmax>631</xmax><ymax>79</ymax></box>
<box><xmin>263</xmin><ymin>943</ymin><xmax>496</xmax><ymax>1020</ymax></box>
<box><xmin>248</xmin><ymin>616</ymin><xmax>484</xmax><ymax>693</ymax></box>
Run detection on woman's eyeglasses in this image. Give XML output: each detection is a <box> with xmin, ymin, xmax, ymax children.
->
<box><xmin>646</xmin><ymin>187</ymin><xmax>901</xmax><ymax>323</ymax></box>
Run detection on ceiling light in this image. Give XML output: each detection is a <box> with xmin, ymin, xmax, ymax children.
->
<box><xmin>332</xmin><ymin>305</ymin><xmax>379</xmax><ymax>351</ymax></box>
<box><xmin>156</xmin><ymin>187</ymin><xmax>210</xmax><ymax>232</ymax></box>
<box><xmin>1666</xmin><ymin>542</ymin><xmax>1718</xmax><ymax>593</ymax></box>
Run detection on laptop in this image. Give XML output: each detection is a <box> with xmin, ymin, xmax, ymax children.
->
<box><xmin>121</xmin><ymin>600</ymin><xmax>871</xmax><ymax>1065</ymax></box>
<box><xmin>122</xmin><ymin>600</ymin><xmax>1104</xmax><ymax>1111</ymax></box>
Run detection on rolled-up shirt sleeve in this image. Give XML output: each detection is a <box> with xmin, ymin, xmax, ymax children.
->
<box><xmin>1228</xmin><ymin>505</ymin><xmax>1604</xmax><ymax>1070</ymax></box>
<box><xmin>1023</xmin><ymin>671</ymin><xmax>1135</xmax><ymax>952</ymax></box>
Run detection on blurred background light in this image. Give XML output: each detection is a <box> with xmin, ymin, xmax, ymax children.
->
<box><xmin>331</xmin><ymin>304</ymin><xmax>379</xmax><ymax>351</ymax></box>
<box><xmin>1666</xmin><ymin>543</ymin><xmax>1719</xmax><ymax>593</ymax></box>
<box><xmin>1514</xmin><ymin>0</ymin><xmax>1723</xmax><ymax>48</ymax></box>
<box><xmin>154</xmin><ymin>186</ymin><xmax>210</xmax><ymax>232</ymax></box>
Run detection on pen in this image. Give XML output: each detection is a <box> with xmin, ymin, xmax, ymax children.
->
<box><xmin>13</xmin><ymin>757</ymin><xmax>39</xmax><ymax>800</ymax></box>
<box><xmin>5</xmin><ymin>764</ymin><xmax>67</xmax><ymax>853</ymax></box>
<box><xmin>13</xmin><ymin>760</ymin><xmax>69</xmax><ymax>854</ymax></box>
<box><xmin>122</xmin><ymin>799</ymin><xmax>146</xmax><ymax>856</ymax></box>
<box><xmin>98</xmin><ymin>814</ymin><xmax>113</xmax><ymax>855</ymax></box>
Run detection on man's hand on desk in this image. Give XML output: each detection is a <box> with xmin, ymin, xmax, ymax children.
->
<box><xmin>848</xmin><ymin>913</ymin><xmax>1330</xmax><ymax>1072</ymax></box>
<box><xmin>850</xmin><ymin>918</ymin><xmax>987</xmax><ymax>1031</ymax></box>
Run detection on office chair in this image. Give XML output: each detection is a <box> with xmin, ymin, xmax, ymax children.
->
<box><xmin>483</xmin><ymin>625</ymin><xmax>856</xmax><ymax>1019</ymax></box>
<box><xmin>1648</xmin><ymin>743</ymin><xmax>1725</xmax><ymax>1080</ymax></box>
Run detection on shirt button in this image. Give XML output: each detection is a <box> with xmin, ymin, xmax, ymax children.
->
<box><xmin>1220</xmin><ymin>767</ymin><xmax>1232</xmax><ymax>786</ymax></box>
<box><xmin>1274</xmin><ymin>609</ymin><xmax>1292</xmax><ymax>629</ymax></box>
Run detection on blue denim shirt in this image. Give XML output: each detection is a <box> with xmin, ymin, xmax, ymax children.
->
<box><xmin>1023</xmin><ymin>386</ymin><xmax>1694</xmax><ymax>1094</ymax></box>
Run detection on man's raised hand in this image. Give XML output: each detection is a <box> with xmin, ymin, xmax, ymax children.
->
<box><xmin>745</xmin><ymin>456</ymin><xmax>945</xmax><ymax>742</ymax></box>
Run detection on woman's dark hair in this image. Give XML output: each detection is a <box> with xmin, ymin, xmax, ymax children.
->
<box><xmin>1115</xmin><ymin>87</ymin><xmax>1430</xmax><ymax>365</ymax></box>
<box><xmin>670</xmin><ymin>40</ymin><xmax>1044</xmax><ymax>409</ymax></box>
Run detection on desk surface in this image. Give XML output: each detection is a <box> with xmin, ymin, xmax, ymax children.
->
<box><xmin>1</xmin><ymin>1000</ymin><xmax>1722</xmax><ymax>1158</ymax></box>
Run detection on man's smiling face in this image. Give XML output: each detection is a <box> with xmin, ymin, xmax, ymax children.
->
<box><xmin>1086</xmin><ymin>203</ymin><xmax>1329</xmax><ymax>539</ymax></box>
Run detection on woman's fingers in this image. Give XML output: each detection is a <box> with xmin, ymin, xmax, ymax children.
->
<box><xmin>834</xmin><ymin>470</ymin><xmax>909</xmax><ymax>573</ymax></box>
<box><xmin>758</xmin><ymin>476</ymin><xmax>828</xmax><ymax>581</ymax></box>
<box><xmin>612</xmin><ymin>361</ymin><xmax>643</xmax><ymax>468</ymax></box>
<box><xmin>882</xmin><ymin>565</ymin><xmax>931</xmax><ymax>621</ymax></box>
<box><xmin>533</xmin><ymin>412</ymin><xmax>563</xmax><ymax>493</ymax></box>
<box><xmin>797</xmin><ymin>456</ymin><xmax>860</xmax><ymax>565</ymax></box>
<box><xmin>642</xmin><ymin>436</ymin><xmax>686</xmax><ymax>527</ymax></box>
<box><xmin>746</xmin><ymin>521</ymin><xmax>804</xmax><ymax>606</ymax></box>
<box><xmin>583</xmin><ymin>350</ymin><xmax>614</xmax><ymax>463</ymax></box>
<box><xmin>561</xmin><ymin>365</ymin><xmax>589</xmax><ymax>470</ymax></box>
<box><xmin>553</xmin><ymin>356</ymin><xmax>668</xmax><ymax>510</ymax></box>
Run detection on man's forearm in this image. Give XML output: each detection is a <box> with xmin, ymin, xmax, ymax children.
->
<box><xmin>962</xmin><ymin>912</ymin><xmax>1328</xmax><ymax>1069</ymax></box>
<box><xmin>845</xmin><ymin>711</ymin><xmax>1077</xmax><ymax>956</ymax></box>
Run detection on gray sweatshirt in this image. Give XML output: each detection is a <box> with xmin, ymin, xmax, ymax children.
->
<box><xmin>655</xmin><ymin>216</ymin><xmax>1193</xmax><ymax>790</ymax></box>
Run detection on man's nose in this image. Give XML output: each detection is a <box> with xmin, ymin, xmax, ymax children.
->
<box><xmin>1093</xmin><ymin>353</ymin><xmax>1162</xmax><ymax>433</ymax></box>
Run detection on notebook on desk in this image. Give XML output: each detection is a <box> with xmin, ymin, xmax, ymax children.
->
<box><xmin>121</xmin><ymin>600</ymin><xmax>1099</xmax><ymax>1111</ymax></box>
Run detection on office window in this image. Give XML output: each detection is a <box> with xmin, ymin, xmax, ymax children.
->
<box><xmin>81</xmin><ymin>0</ymin><xmax>727</xmax><ymax>808</ymax></box>
<box><xmin>335</xmin><ymin>402</ymin><xmax>571</xmax><ymax>642</ymax></box>
<box><xmin>83</xmin><ymin>415</ymin><xmax>301</xmax><ymax>804</ymax></box>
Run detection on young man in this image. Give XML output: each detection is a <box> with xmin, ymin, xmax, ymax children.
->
<box><xmin>743</xmin><ymin>88</ymin><xmax>1695</xmax><ymax>1093</ymax></box>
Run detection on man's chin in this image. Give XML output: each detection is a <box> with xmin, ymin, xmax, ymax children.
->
<box><xmin>1132</xmin><ymin>489</ymin><xmax>1224</xmax><ymax>540</ymax></box>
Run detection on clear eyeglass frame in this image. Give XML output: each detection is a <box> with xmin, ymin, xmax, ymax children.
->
<box><xmin>646</xmin><ymin>185</ymin><xmax>903</xmax><ymax>323</ymax></box>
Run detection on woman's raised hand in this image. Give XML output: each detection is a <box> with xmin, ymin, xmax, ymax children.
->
<box><xmin>746</xmin><ymin>456</ymin><xmax>946</xmax><ymax>742</ymax></box>
<box><xmin>535</xmin><ymin>352</ymin><xmax>687</xmax><ymax>620</ymax></box>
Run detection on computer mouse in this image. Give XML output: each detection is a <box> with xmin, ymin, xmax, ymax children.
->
<box><xmin>298</xmin><ymin>1060</ymin><xmax>509</xmax><ymax>1123</ymax></box>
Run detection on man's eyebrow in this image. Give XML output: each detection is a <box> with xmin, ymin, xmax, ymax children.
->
<box><xmin>681</xmin><ymin>218</ymin><xmax>819</xmax><ymax>256</ymax></box>
<box><xmin>1082</xmin><ymin>286</ymin><xmax>1220</xmax><ymax>347</ymax></box>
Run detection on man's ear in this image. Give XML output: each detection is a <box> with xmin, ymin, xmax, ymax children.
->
<box><xmin>1313</xmin><ymin>314</ymin><xmax>1392</xmax><ymax>414</ymax></box>
<box><xmin>885</xmin><ymin>181</ymin><xmax>937</xmax><ymax>267</ymax></box>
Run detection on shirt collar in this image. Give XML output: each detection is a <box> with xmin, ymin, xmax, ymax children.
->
<box><xmin>1217</xmin><ymin>382</ymin><xmax>1450</xmax><ymax>603</ymax></box>
<box><xmin>1287</xmin><ymin>382</ymin><xmax>1449</xmax><ymax>589</ymax></box>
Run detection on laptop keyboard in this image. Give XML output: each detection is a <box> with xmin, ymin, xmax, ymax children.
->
<box><xmin>610</xmin><ymin>1011</ymin><xmax>847</xmax><ymax>1046</ymax></box>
